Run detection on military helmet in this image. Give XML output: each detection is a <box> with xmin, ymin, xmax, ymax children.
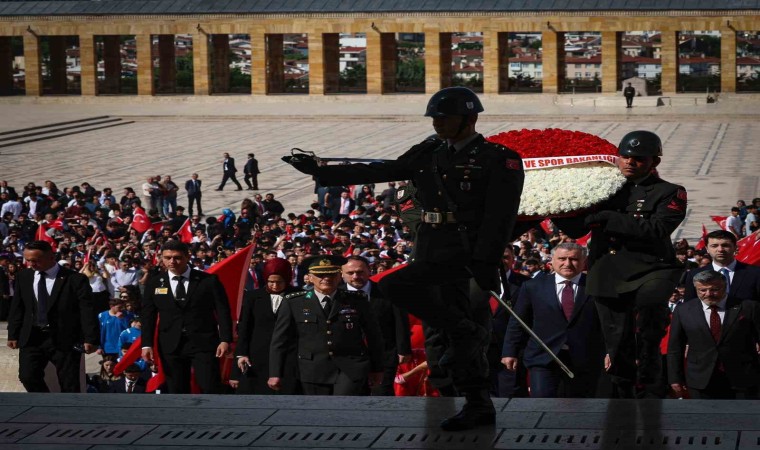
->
<box><xmin>424</xmin><ymin>87</ymin><xmax>484</xmax><ymax>117</ymax></box>
<box><xmin>618</xmin><ymin>130</ymin><xmax>662</xmax><ymax>157</ymax></box>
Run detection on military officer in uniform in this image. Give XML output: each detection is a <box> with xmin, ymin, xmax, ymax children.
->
<box><xmin>268</xmin><ymin>254</ymin><xmax>385</xmax><ymax>395</ymax></box>
<box><xmin>284</xmin><ymin>87</ymin><xmax>524</xmax><ymax>430</ymax></box>
<box><xmin>556</xmin><ymin>130</ymin><xmax>687</xmax><ymax>397</ymax></box>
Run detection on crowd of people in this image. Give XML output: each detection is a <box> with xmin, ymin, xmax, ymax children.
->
<box><xmin>2</xmin><ymin>88</ymin><xmax>760</xmax><ymax>433</ymax></box>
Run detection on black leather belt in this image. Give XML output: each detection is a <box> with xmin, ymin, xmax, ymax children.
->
<box><xmin>32</xmin><ymin>325</ymin><xmax>51</xmax><ymax>332</ymax></box>
<box><xmin>421</xmin><ymin>211</ymin><xmax>457</xmax><ymax>224</ymax></box>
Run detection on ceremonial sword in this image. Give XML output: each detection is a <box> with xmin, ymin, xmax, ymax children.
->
<box><xmin>488</xmin><ymin>290</ymin><xmax>575</xmax><ymax>379</ymax></box>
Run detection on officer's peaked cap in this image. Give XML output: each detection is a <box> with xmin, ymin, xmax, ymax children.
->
<box><xmin>304</xmin><ymin>254</ymin><xmax>347</xmax><ymax>275</ymax></box>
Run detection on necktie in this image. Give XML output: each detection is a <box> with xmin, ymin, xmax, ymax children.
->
<box><xmin>709</xmin><ymin>305</ymin><xmax>721</xmax><ymax>343</ymax></box>
<box><xmin>560</xmin><ymin>280</ymin><xmax>574</xmax><ymax>321</ymax></box>
<box><xmin>720</xmin><ymin>268</ymin><xmax>731</xmax><ymax>292</ymax></box>
<box><xmin>37</xmin><ymin>271</ymin><xmax>49</xmax><ymax>326</ymax></box>
<box><xmin>323</xmin><ymin>296</ymin><xmax>332</xmax><ymax>316</ymax></box>
<box><xmin>127</xmin><ymin>381</ymin><xmax>135</xmax><ymax>393</ymax></box>
<box><xmin>174</xmin><ymin>275</ymin><xmax>187</xmax><ymax>305</ymax></box>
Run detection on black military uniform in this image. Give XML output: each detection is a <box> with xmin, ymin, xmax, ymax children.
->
<box><xmin>269</xmin><ymin>255</ymin><xmax>385</xmax><ymax>395</ymax></box>
<box><xmin>624</xmin><ymin>83</ymin><xmax>636</xmax><ymax>108</ymax></box>
<box><xmin>557</xmin><ymin>130</ymin><xmax>686</xmax><ymax>397</ymax></box>
<box><xmin>285</xmin><ymin>87</ymin><xmax>524</xmax><ymax>430</ymax></box>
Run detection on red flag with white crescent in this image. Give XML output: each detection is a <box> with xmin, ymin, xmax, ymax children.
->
<box><xmin>131</xmin><ymin>206</ymin><xmax>151</xmax><ymax>234</ymax></box>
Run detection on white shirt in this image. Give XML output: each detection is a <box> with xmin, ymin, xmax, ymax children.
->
<box><xmin>711</xmin><ymin>260</ymin><xmax>736</xmax><ymax>285</ymax></box>
<box><xmin>0</xmin><ymin>200</ymin><xmax>22</xmax><ymax>220</ymax></box>
<box><xmin>270</xmin><ymin>294</ymin><xmax>283</xmax><ymax>314</ymax></box>
<box><xmin>313</xmin><ymin>289</ymin><xmax>338</xmax><ymax>311</ymax></box>
<box><xmin>701</xmin><ymin>296</ymin><xmax>727</xmax><ymax>326</ymax></box>
<box><xmin>340</xmin><ymin>198</ymin><xmax>350</xmax><ymax>215</ymax></box>
<box><xmin>34</xmin><ymin>263</ymin><xmax>60</xmax><ymax>304</ymax></box>
<box><xmin>168</xmin><ymin>266</ymin><xmax>192</xmax><ymax>298</ymax></box>
<box><xmin>554</xmin><ymin>273</ymin><xmax>583</xmax><ymax>308</ymax></box>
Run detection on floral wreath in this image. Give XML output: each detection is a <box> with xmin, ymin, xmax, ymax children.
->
<box><xmin>487</xmin><ymin>128</ymin><xmax>626</xmax><ymax>219</ymax></box>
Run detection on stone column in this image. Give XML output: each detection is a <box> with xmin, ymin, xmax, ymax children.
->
<box><xmin>0</xmin><ymin>36</ymin><xmax>14</xmax><ymax>95</ymax></box>
<box><xmin>720</xmin><ymin>28</ymin><xmax>736</xmax><ymax>93</ymax></box>
<box><xmin>498</xmin><ymin>32</ymin><xmax>511</xmax><ymax>93</ymax></box>
<box><xmin>22</xmin><ymin>32</ymin><xmax>41</xmax><ymax>96</ymax></box>
<box><xmin>601</xmin><ymin>31</ymin><xmax>622</xmax><ymax>93</ymax></box>
<box><xmin>102</xmin><ymin>35</ymin><xmax>122</xmax><ymax>94</ymax></box>
<box><xmin>136</xmin><ymin>34</ymin><xmax>153</xmax><ymax>95</ymax></box>
<box><xmin>365</xmin><ymin>31</ymin><xmax>382</xmax><ymax>94</ymax></box>
<box><xmin>423</xmin><ymin>32</ymin><xmax>440</xmax><ymax>93</ymax></box>
<box><xmin>48</xmin><ymin>36</ymin><xmax>68</xmax><ymax>94</ymax></box>
<box><xmin>660</xmin><ymin>31</ymin><xmax>678</xmax><ymax>94</ymax></box>
<box><xmin>482</xmin><ymin>31</ymin><xmax>500</xmax><ymax>94</ymax></box>
<box><xmin>440</xmin><ymin>33</ymin><xmax>453</xmax><ymax>90</ymax></box>
<box><xmin>79</xmin><ymin>35</ymin><xmax>96</xmax><ymax>96</ymax></box>
<box><xmin>192</xmin><ymin>32</ymin><xmax>210</xmax><ymax>95</ymax></box>
<box><xmin>308</xmin><ymin>32</ymin><xmax>325</xmax><ymax>95</ymax></box>
<box><xmin>265</xmin><ymin>34</ymin><xmax>284</xmax><ymax>94</ymax></box>
<box><xmin>211</xmin><ymin>34</ymin><xmax>230</xmax><ymax>94</ymax></box>
<box><xmin>380</xmin><ymin>33</ymin><xmax>396</xmax><ymax>93</ymax></box>
<box><xmin>322</xmin><ymin>33</ymin><xmax>340</xmax><ymax>94</ymax></box>
<box><xmin>541</xmin><ymin>30</ymin><xmax>563</xmax><ymax>94</ymax></box>
<box><xmin>250</xmin><ymin>28</ymin><xmax>266</xmax><ymax>94</ymax></box>
<box><xmin>157</xmin><ymin>34</ymin><xmax>176</xmax><ymax>93</ymax></box>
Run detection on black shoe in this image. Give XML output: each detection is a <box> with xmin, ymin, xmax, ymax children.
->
<box><xmin>236</xmin><ymin>188</ymin><xmax>243</xmax><ymax>191</ymax></box>
<box><xmin>247</xmin><ymin>187</ymin><xmax>254</xmax><ymax>190</ymax></box>
<box><xmin>440</xmin><ymin>409</ymin><xmax>495</xmax><ymax>431</ymax></box>
<box><xmin>215</xmin><ymin>188</ymin><xmax>223</xmax><ymax>191</ymax></box>
<box><xmin>438</xmin><ymin>319</ymin><xmax>489</xmax><ymax>369</ymax></box>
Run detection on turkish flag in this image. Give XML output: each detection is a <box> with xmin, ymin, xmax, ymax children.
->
<box><xmin>539</xmin><ymin>218</ymin><xmax>554</xmax><ymax>236</ymax></box>
<box><xmin>695</xmin><ymin>224</ymin><xmax>708</xmax><ymax>251</ymax></box>
<box><xmin>343</xmin><ymin>244</ymin><xmax>354</xmax><ymax>258</ymax></box>
<box><xmin>50</xmin><ymin>219</ymin><xmax>64</xmax><ymax>231</ymax></box>
<box><xmin>369</xmin><ymin>262</ymin><xmax>407</xmax><ymax>283</ymax></box>
<box><xmin>710</xmin><ymin>216</ymin><xmax>728</xmax><ymax>231</ymax></box>
<box><xmin>208</xmin><ymin>244</ymin><xmax>255</xmax><ymax>321</ymax></box>
<box><xmin>177</xmin><ymin>218</ymin><xmax>193</xmax><ymax>244</ymax></box>
<box><xmin>574</xmin><ymin>232</ymin><xmax>592</xmax><ymax>247</ymax></box>
<box><xmin>737</xmin><ymin>232</ymin><xmax>760</xmax><ymax>266</ymax></box>
<box><xmin>35</xmin><ymin>223</ymin><xmax>57</xmax><ymax>251</ymax></box>
<box><xmin>131</xmin><ymin>206</ymin><xmax>151</xmax><ymax>234</ymax></box>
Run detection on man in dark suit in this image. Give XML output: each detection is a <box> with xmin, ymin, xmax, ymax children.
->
<box><xmin>332</xmin><ymin>190</ymin><xmax>355</xmax><ymax>220</ymax></box>
<box><xmin>141</xmin><ymin>240</ymin><xmax>233</xmax><ymax>394</ymax></box>
<box><xmin>502</xmin><ymin>243</ymin><xmax>605</xmax><ymax>397</ymax></box>
<box><xmin>7</xmin><ymin>240</ymin><xmax>99</xmax><ymax>392</ymax></box>
<box><xmin>235</xmin><ymin>257</ymin><xmax>299</xmax><ymax>394</ymax></box>
<box><xmin>668</xmin><ymin>270</ymin><xmax>760</xmax><ymax>399</ymax></box>
<box><xmin>489</xmin><ymin>244</ymin><xmax>530</xmax><ymax>397</ymax></box>
<box><xmin>623</xmin><ymin>82</ymin><xmax>636</xmax><ymax>108</ymax></box>
<box><xmin>216</xmin><ymin>152</ymin><xmax>243</xmax><ymax>191</ymax></box>
<box><xmin>243</xmin><ymin>153</ymin><xmax>260</xmax><ymax>191</ymax></box>
<box><xmin>555</xmin><ymin>131</ymin><xmax>686</xmax><ymax>397</ymax></box>
<box><xmin>184</xmin><ymin>173</ymin><xmax>202</xmax><ymax>217</ymax></box>
<box><xmin>109</xmin><ymin>364</ymin><xmax>147</xmax><ymax>393</ymax></box>
<box><xmin>269</xmin><ymin>254</ymin><xmax>384</xmax><ymax>395</ymax></box>
<box><xmin>684</xmin><ymin>230</ymin><xmax>760</xmax><ymax>305</ymax></box>
<box><xmin>244</xmin><ymin>256</ymin><xmax>263</xmax><ymax>292</ymax></box>
<box><xmin>0</xmin><ymin>180</ymin><xmax>17</xmax><ymax>198</ymax></box>
<box><xmin>341</xmin><ymin>255</ymin><xmax>411</xmax><ymax>396</ymax></box>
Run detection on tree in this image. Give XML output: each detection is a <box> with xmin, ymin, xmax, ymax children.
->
<box><xmin>396</xmin><ymin>56</ymin><xmax>424</xmax><ymax>90</ymax></box>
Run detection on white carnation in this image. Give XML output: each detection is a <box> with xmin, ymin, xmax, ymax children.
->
<box><xmin>519</xmin><ymin>163</ymin><xmax>626</xmax><ymax>216</ymax></box>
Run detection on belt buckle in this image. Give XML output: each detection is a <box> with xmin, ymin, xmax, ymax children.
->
<box><xmin>426</xmin><ymin>212</ymin><xmax>443</xmax><ymax>224</ymax></box>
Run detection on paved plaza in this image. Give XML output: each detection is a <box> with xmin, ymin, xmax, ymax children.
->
<box><xmin>0</xmin><ymin>95</ymin><xmax>759</xmax><ymax>393</ymax></box>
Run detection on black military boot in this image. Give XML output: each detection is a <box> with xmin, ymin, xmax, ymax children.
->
<box><xmin>438</xmin><ymin>318</ymin><xmax>490</xmax><ymax>369</ymax></box>
<box><xmin>440</xmin><ymin>389</ymin><xmax>496</xmax><ymax>431</ymax></box>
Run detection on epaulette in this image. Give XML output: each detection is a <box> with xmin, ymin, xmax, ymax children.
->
<box><xmin>284</xmin><ymin>291</ymin><xmax>308</xmax><ymax>300</ymax></box>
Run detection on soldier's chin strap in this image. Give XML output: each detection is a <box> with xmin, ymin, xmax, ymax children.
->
<box><xmin>455</xmin><ymin>114</ymin><xmax>472</xmax><ymax>137</ymax></box>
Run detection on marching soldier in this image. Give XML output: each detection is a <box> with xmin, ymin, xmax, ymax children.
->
<box><xmin>268</xmin><ymin>255</ymin><xmax>385</xmax><ymax>395</ymax></box>
<box><xmin>284</xmin><ymin>87</ymin><xmax>524</xmax><ymax>430</ymax></box>
<box><xmin>556</xmin><ymin>130</ymin><xmax>687</xmax><ymax>397</ymax></box>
